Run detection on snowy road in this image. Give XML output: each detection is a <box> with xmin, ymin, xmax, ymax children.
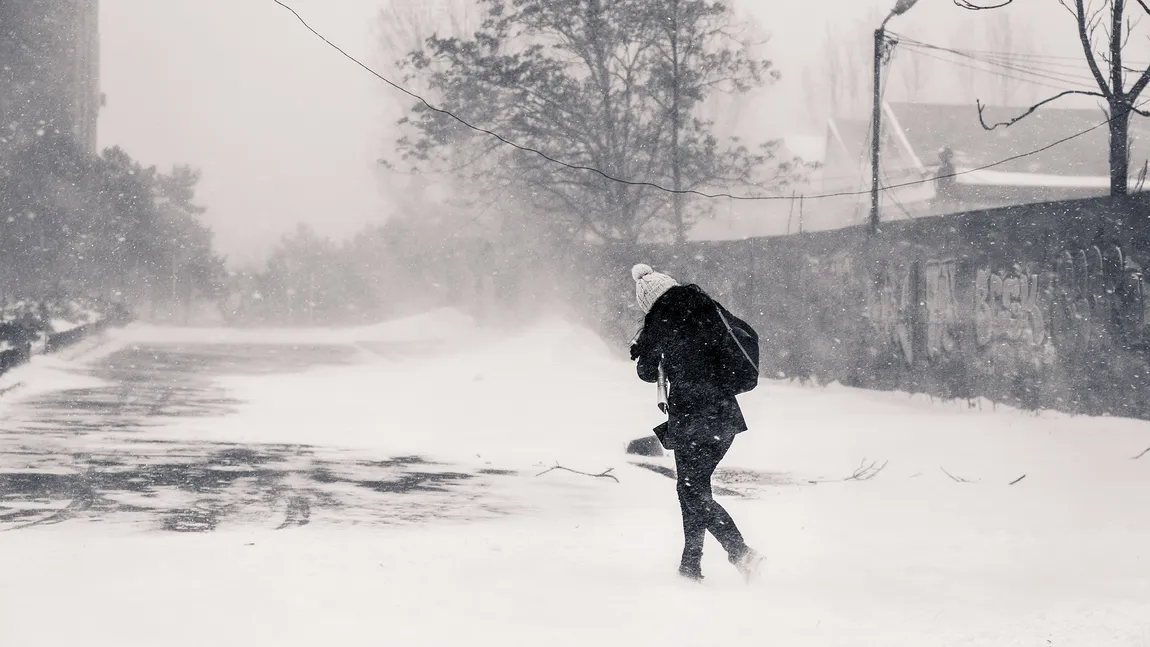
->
<box><xmin>0</xmin><ymin>339</ymin><xmax>524</xmax><ymax>533</ymax></box>
<box><xmin>0</xmin><ymin>336</ymin><xmax>785</xmax><ymax>533</ymax></box>
<box><xmin>1</xmin><ymin>312</ymin><xmax>1149</xmax><ymax>646</ymax></box>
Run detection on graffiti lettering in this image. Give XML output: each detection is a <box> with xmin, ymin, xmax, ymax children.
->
<box><xmin>973</xmin><ymin>266</ymin><xmax>1045</xmax><ymax>348</ymax></box>
<box><xmin>865</xmin><ymin>263</ymin><xmax>914</xmax><ymax>365</ymax></box>
<box><xmin>923</xmin><ymin>259</ymin><xmax>958</xmax><ymax>360</ymax></box>
<box><xmin>1051</xmin><ymin>245</ymin><xmax>1136</xmax><ymax>353</ymax></box>
<box><xmin>1116</xmin><ymin>258</ymin><xmax>1149</xmax><ymax>346</ymax></box>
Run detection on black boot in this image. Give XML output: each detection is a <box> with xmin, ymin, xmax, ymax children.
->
<box><xmin>678</xmin><ymin>563</ymin><xmax>704</xmax><ymax>582</ymax></box>
<box><xmin>729</xmin><ymin>546</ymin><xmax>764</xmax><ymax>583</ymax></box>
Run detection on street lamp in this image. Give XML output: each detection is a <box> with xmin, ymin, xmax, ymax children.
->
<box><xmin>870</xmin><ymin>0</ymin><xmax>920</xmax><ymax>235</ymax></box>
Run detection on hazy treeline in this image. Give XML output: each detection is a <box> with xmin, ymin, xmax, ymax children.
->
<box><xmin>0</xmin><ymin>131</ymin><xmax>225</xmax><ymax>312</ymax></box>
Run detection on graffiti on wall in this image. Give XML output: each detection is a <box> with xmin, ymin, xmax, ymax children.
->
<box><xmin>1118</xmin><ymin>256</ymin><xmax>1150</xmax><ymax>346</ymax></box>
<box><xmin>864</xmin><ymin>262</ymin><xmax>915</xmax><ymax>365</ymax></box>
<box><xmin>923</xmin><ymin>259</ymin><xmax>959</xmax><ymax>360</ymax></box>
<box><xmin>1053</xmin><ymin>246</ymin><xmax>1112</xmax><ymax>352</ymax></box>
<box><xmin>973</xmin><ymin>265</ymin><xmax>1046</xmax><ymax>349</ymax></box>
<box><xmin>807</xmin><ymin>244</ymin><xmax>1150</xmax><ymax>370</ymax></box>
<box><xmin>863</xmin><ymin>258</ymin><xmax>959</xmax><ymax>365</ymax></box>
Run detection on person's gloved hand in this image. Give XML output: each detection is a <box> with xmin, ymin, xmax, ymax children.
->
<box><xmin>629</xmin><ymin>343</ymin><xmax>641</xmax><ymax>361</ymax></box>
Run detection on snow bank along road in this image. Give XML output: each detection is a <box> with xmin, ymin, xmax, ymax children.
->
<box><xmin>1</xmin><ymin>311</ymin><xmax>1149</xmax><ymax>647</ymax></box>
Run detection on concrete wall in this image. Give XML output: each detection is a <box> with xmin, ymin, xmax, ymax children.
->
<box><xmin>581</xmin><ymin>195</ymin><xmax>1150</xmax><ymax>419</ymax></box>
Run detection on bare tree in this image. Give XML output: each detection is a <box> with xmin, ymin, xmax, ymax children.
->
<box><xmin>376</xmin><ymin>0</ymin><xmax>479</xmax><ymax>112</ymax></box>
<box><xmin>968</xmin><ymin>0</ymin><xmax>1150</xmax><ymax>195</ymax></box>
<box><xmin>951</xmin><ymin>31</ymin><xmax>980</xmax><ymax>101</ymax></box>
<box><xmin>803</xmin><ymin>10</ymin><xmax>882</xmax><ymax>126</ymax></box>
<box><xmin>375</xmin><ymin>0</ymin><xmax>482</xmax><ymax>224</ymax></box>
<box><xmin>393</xmin><ymin>0</ymin><xmax>798</xmax><ymax>245</ymax></box>
<box><xmin>985</xmin><ymin>10</ymin><xmax>1016</xmax><ymax>106</ymax></box>
<box><xmin>981</xmin><ymin>9</ymin><xmax>1037</xmax><ymax>107</ymax></box>
<box><xmin>899</xmin><ymin>43</ymin><xmax>930</xmax><ymax>102</ymax></box>
<box><xmin>648</xmin><ymin>0</ymin><xmax>776</xmax><ymax>242</ymax></box>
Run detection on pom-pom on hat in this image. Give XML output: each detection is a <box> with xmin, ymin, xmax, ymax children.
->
<box><xmin>632</xmin><ymin>264</ymin><xmax>679</xmax><ymax>313</ymax></box>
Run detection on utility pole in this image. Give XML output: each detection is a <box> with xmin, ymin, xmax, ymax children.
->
<box><xmin>870</xmin><ymin>0</ymin><xmax>920</xmax><ymax>236</ymax></box>
<box><xmin>870</xmin><ymin>27</ymin><xmax>884</xmax><ymax>235</ymax></box>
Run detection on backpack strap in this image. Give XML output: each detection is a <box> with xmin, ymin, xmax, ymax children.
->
<box><xmin>715</xmin><ymin>305</ymin><xmax>759</xmax><ymax>373</ymax></box>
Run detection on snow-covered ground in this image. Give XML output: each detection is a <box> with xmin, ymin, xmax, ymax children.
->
<box><xmin>2</xmin><ymin>310</ymin><xmax>1149</xmax><ymax>646</ymax></box>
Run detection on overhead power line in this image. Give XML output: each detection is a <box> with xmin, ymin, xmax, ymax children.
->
<box><xmin>893</xmin><ymin>33</ymin><xmax>1150</xmax><ymax>83</ymax></box>
<box><xmin>273</xmin><ymin>0</ymin><xmax>781</xmax><ymax>201</ymax></box>
<box><xmin>897</xmin><ymin>46</ymin><xmax>1096</xmax><ymax>95</ymax></box>
<box><xmin>953</xmin><ymin>0</ymin><xmax>1014</xmax><ymax>9</ymax></box>
<box><xmin>893</xmin><ymin>34</ymin><xmax>1102</xmax><ymax>91</ymax></box>
<box><xmin>275</xmin><ymin>1</ymin><xmax>1144</xmax><ymax>203</ymax></box>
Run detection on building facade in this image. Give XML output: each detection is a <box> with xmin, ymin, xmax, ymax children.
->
<box><xmin>0</xmin><ymin>0</ymin><xmax>101</xmax><ymax>156</ymax></box>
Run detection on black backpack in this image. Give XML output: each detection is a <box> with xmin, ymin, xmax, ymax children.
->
<box><xmin>713</xmin><ymin>302</ymin><xmax>760</xmax><ymax>395</ymax></box>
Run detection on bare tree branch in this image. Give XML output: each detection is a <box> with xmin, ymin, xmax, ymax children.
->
<box><xmin>941</xmin><ymin>466</ymin><xmax>974</xmax><ymax>483</ymax></box>
<box><xmin>806</xmin><ymin>458</ymin><xmax>890</xmax><ymax>484</ymax></box>
<box><xmin>845</xmin><ymin>458</ymin><xmax>888</xmax><ymax>481</ymax></box>
<box><xmin>1111</xmin><ymin>0</ymin><xmax>1125</xmax><ymax>95</ymax></box>
<box><xmin>1009</xmin><ymin>474</ymin><xmax>1027</xmax><ymax>485</ymax></box>
<box><xmin>1126</xmin><ymin>64</ymin><xmax>1150</xmax><ymax>99</ymax></box>
<box><xmin>1058</xmin><ymin>0</ymin><xmax>1078</xmax><ymax>20</ymax></box>
<box><xmin>977</xmin><ymin>91</ymin><xmax>1107</xmax><ymax>130</ymax></box>
<box><xmin>1078</xmin><ymin>0</ymin><xmax>1117</xmax><ymax>98</ymax></box>
<box><xmin>1122</xmin><ymin>13</ymin><xmax>1142</xmax><ymax>51</ymax></box>
<box><xmin>1096</xmin><ymin>51</ymin><xmax>1149</xmax><ymax>75</ymax></box>
<box><xmin>1133</xmin><ymin>446</ymin><xmax>1150</xmax><ymax>459</ymax></box>
<box><xmin>535</xmin><ymin>463</ymin><xmax>619</xmax><ymax>483</ymax></box>
<box><xmin>954</xmin><ymin>0</ymin><xmax>1014</xmax><ymax>8</ymax></box>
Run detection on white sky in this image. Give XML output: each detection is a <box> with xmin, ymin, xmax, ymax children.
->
<box><xmin>99</xmin><ymin>0</ymin><xmax>1089</xmax><ymax>266</ymax></box>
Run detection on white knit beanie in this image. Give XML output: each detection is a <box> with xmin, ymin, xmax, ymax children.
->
<box><xmin>632</xmin><ymin>264</ymin><xmax>679</xmax><ymax>313</ymax></box>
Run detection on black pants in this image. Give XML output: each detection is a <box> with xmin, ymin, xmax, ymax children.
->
<box><xmin>674</xmin><ymin>434</ymin><xmax>746</xmax><ymax>574</ymax></box>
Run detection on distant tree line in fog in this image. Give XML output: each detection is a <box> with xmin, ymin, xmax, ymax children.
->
<box><xmin>220</xmin><ymin>208</ymin><xmax>559</xmax><ymax>327</ymax></box>
<box><xmin>0</xmin><ymin>131</ymin><xmax>226</xmax><ymax>312</ymax></box>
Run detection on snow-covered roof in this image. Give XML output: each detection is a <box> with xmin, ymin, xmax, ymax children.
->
<box><xmin>955</xmin><ymin>169</ymin><xmax>1117</xmax><ymax>189</ymax></box>
<box><xmin>823</xmin><ymin>101</ymin><xmax>1150</xmax><ymax>189</ymax></box>
<box><xmin>888</xmin><ymin>102</ymin><xmax>1130</xmax><ymax>178</ymax></box>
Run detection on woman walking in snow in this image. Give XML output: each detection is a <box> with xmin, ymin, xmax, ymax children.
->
<box><xmin>629</xmin><ymin>264</ymin><xmax>763</xmax><ymax>582</ymax></box>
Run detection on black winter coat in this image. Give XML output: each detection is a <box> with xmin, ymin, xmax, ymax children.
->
<box><xmin>630</xmin><ymin>285</ymin><xmax>748</xmax><ymax>449</ymax></box>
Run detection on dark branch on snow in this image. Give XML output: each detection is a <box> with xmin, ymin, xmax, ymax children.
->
<box><xmin>941</xmin><ymin>466</ymin><xmax>973</xmax><ymax>483</ymax></box>
<box><xmin>535</xmin><ymin>463</ymin><xmax>619</xmax><ymax>483</ymax></box>
<box><xmin>845</xmin><ymin>459</ymin><xmax>888</xmax><ymax>481</ymax></box>
<box><xmin>1009</xmin><ymin>474</ymin><xmax>1027</xmax><ymax>485</ymax></box>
